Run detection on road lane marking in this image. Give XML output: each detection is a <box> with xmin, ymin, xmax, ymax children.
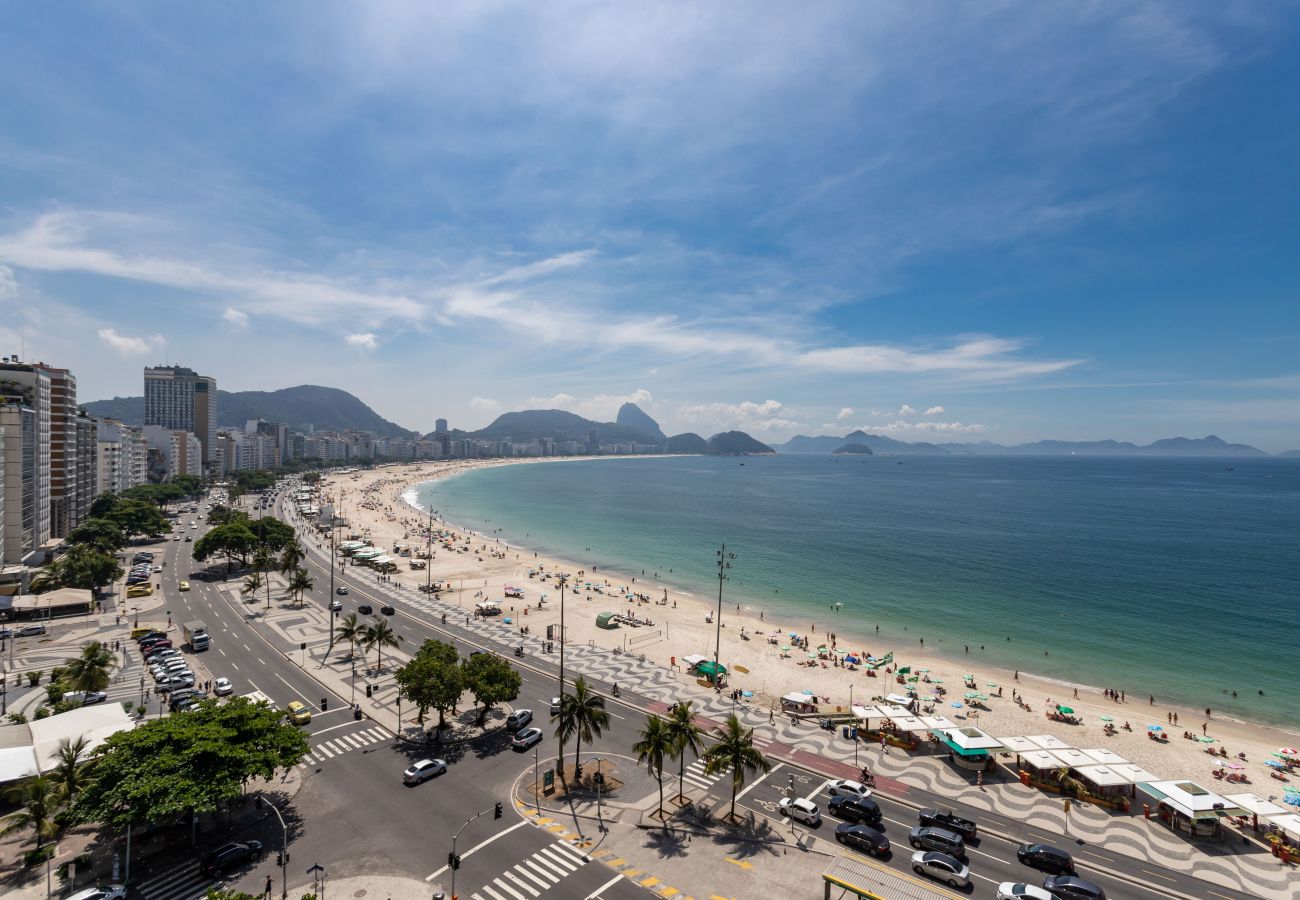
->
<box><xmin>425</xmin><ymin>820</ymin><xmax>529</xmax><ymax>881</ymax></box>
<box><xmin>734</xmin><ymin>762</ymin><xmax>781</xmax><ymax>803</ymax></box>
<box><xmin>583</xmin><ymin>874</ymin><xmax>623</xmax><ymax>899</ymax></box>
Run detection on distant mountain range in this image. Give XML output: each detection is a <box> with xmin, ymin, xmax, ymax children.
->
<box><xmin>774</xmin><ymin>431</ymin><xmax>1275</xmax><ymax>457</ymax></box>
<box><xmin>83</xmin><ymin>385</ymin><xmax>416</xmax><ymax>439</ymax></box>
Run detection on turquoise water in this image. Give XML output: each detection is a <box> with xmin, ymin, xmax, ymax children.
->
<box><xmin>416</xmin><ymin>455</ymin><xmax>1300</xmax><ymax>731</ymax></box>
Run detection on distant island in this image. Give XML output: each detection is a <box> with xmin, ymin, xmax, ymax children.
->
<box><xmin>774</xmin><ymin>430</ymin><xmax>1275</xmax><ymax>458</ymax></box>
<box><xmin>833</xmin><ymin>443</ymin><xmax>874</xmax><ymax>455</ymax></box>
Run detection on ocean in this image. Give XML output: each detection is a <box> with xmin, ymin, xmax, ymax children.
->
<box><xmin>413</xmin><ymin>454</ymin><xmax>1300</xmax><ymax>731</ymax></box>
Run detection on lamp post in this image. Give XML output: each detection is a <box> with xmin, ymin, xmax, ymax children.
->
<box><xmin>714</xmin><ymin>545</ymin><xmax>734</xmax><ymax>692</ymax></box>
<box><xmin>260</xmin><ymin>794</ymin><xmax>289</xmax><ymax>899</ymax></box>
<box><xmin>534</xmin><ymin>743</ymin><xmax>541</xmax><ymax>812</ymax></box>
<box><xmin>557</xmin><ymin>573</ymin><xmax>569</xmax><ymax>771</ymax></box>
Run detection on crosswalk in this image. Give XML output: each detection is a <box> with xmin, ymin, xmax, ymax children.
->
<box><xmin>681</xmin><ymin>757</ymin><xmax>727</xmax><ymax>791</ymax></box>
<box><xmin>134</xmin><ymin>861</ymin><xmax>214</xmax><ymax>900</ymax></box>
<box><xmin>468</xmin><ymin>840</ymin><xmax>588</xmax><ymax>900</ymax></box>
<box><xmin>298</xmin><ymin>725</ymin><xmax>388</xmax><ymax>767</ymax></box>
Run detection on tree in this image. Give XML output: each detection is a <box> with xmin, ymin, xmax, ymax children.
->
<box><xmin>0</xmin><ymin>776</ymin><xmax>60</xmax><ymax>847</ymax></box>
<box><xmin>288</xmin><ymin>568</ymin><xmax>313</xmax><ymax>608</ymax></box>
<box><xmin>394</xmin><ymin>640</ymin><xmax>460</xmax><ymax>727</ymax></box>
<box><xmin>362</xmin><ymin>617</ymin><xmax>403</xmax><ymax>672</ymax></box>
<box><xmin>253</xmin><ymin>547</ymin><xmax>276</xmax><ymax>608</ymax></box>
<box><xmin>461</xmin><ymin>653</ymin><xmax>521</xmax><ymax>725</ymax></box>
<box><xmin>69</xmin><ymin>697</ymin><xmax>308</xmax><ymax>830</ymax></box>
<box><xmin>65</xmin><ymin>518</ymin><xmax>126</xmax><ymax>554</ymax></box>
<box><xmin>665</xmin><ymin>701</ymin><xmax>705</xmax><ymax>804</ymax></box>
<box><xmin>171</xmin><ymin>474</ymin><xmax>203</xmax><ymax>498</ymax></box>
<box><xmin>64</xmin><ymin>641</ymin><xmax>114</xmax><ymax>692</ymax></box>
<box><xmin>49</xmin><ymin>736</ymin><xmax>95</xmax><ymax>805</ymax></box>
<box><xmin>56</xmin><ymin>545</ymin><xmax>124</xmax><ymax>598</ymax></box>
<box><xmin>336</xmin><ymin>613</ymin><xmax>363</xmax><ymax>659</ymax></box>
<box><xmin>280</xmin><ymin>541</ymin><xmax>305</xmax><ymax>578</ymax></box>
<box><xmin>554</xmin><ymin>677</ymin><xmax>609</xmax><ymax>780</ymax></box>
<box><xmin>106</xmin><ymin>498</ymin><xmax>170</xmax><ymax>538</ymax></box>
<box><xmin>194</xmin><ymin>522</ymin><xmax>258</xmax><ymax>573</ymax></box>
<box><xmin>240</xmin><ymin>572</ymin><xmax>264</xmax><ymax>605</ymax></box>
<box><xmin>206</xmin><ymin>503</ymin><xmax>238</xmax><ymax>527</ymax></box>
<box><xmin>248</xmin><ymin>517</ymin><xmax>295</xmax><ymax>552</ymax></box>
<box><xmin>702</xmin><ymin>714</ymin><xmax>771</xmax><ymax>822</ymax></box>
<box><xmin>633</xmin><ymin>714</ymin><xmax>673</xmax><ymax>820</ymax></box>
<box><xmin>88</xmin><ymin>493</ymin><xmax>119</xmax><ymax>520</ymax></box>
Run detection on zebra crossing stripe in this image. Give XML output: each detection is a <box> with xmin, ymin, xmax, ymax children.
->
<box><xmin>513</xmin><ymin>862</ymin><xmax>554</xmax><ymax>889</ymax></box>
<box><xmin>477</xmin><ymin>884</ymin><xmax>508</xmax><ymax>900</ymax></box>
<box><xmin>500</xmin><ymin>870</ymin><xmax>538</xmax><ymax>897</ymax></box>
<box><xmin>529</xmin><ymin>851</ymin><xmax>569</xmax><ymax>878</ymax></box>
<box><xmin>315</xmin><ymin>744</ymin><xmax>335</xmax><ymax>758</ymax></box>
<box><xmin>488</xmin><ymin>877</ymin><xmax>527</xmax><ymax>900</ymax></box>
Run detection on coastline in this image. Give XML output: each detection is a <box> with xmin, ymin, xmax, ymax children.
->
<box><xmin>319</xmin><ymin>458</ymin><xmax>1298</xmax><ymax>792</ymax></box>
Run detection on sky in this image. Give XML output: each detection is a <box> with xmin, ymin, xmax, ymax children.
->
<box><xmin>2</xmin><ymin>3</ymin><xmax>1299</xmax><ymax>450</ymax></box>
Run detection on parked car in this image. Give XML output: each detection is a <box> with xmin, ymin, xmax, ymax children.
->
<box><xmin>81</xmin><ymin>691</ymin><xmax>109</xmax><ymax>705</ymax></box>
<box><xmin>1042</xmin><ymin>875</ymin><xmax>1107</xmax><ymax>900</ymax></box>
<box><xmin>1018</xmin><ymin>843</ymin><xmax>1075</xmax><ymax>876</ymax></box>
<box><xmin>15</xmin><ymin>624</ymin><xmax>47</xmax><ymax>637</ymax></box>
<box><xmin>157</xmin><ymin>675</ymin><xmax>196</xmax><ymax>692</ymax></box>
<box><xmin>917</xmin><ymin>807</ymin><xmax>978</xmax><ymax>840</ymax></box>
<box><xmin>827</xmin><ymin>779</ymin><xmax>873</xmax><ymax>799</ymax></box>
<box><xmin>911</xmin><ymin>851</ymin><xmax>970</xmax><ymax>889</ymax></box>
<box><xmin>909</xmin><ymin>826</ymin><xmax>965</xmax><ymax>858</ymax></box>
<box><xmin>778</xmin><ymin>797</ymin><xmax>822</xmax><ymax>826</ymax></box>
<box><xmin>997</xmin><ymin>884</ymin><xmax>1055</xmax><ymax>900</ymax></box>
<box><xmin>135</xmin><ymin>631</ymin><xmax>167</xmax><ymax>643</ymax></box>
<box><xmin>67</xmin><ymin>885</ymin><xmax>127</xmax><ymax>900</ymax></box>
<box><xmin>403</xmin><ymin>758</ymin><xmax>448</xmax><ymax>784</ymax></box>
<box><xmin>829</xmin><ymin>795</ymin><xmax>882</xmax><ymax>826</ymax></box>
<box><xmin>835</xmin><ymin>823</ymin><xmax>890</xmax><ymax>857</ymax></box>
<box><xmin>214</xmin><ymin>677</ymin><xmax>234</xmax><ymax>696</ymax></box>
<box><xmin>200</xmin><ymin>841</ymin><xmax>263</xmax><ymax>877</ymax></box>
<box><xmin>507</xmin><ymin>709</ymin><xmax>534</xmax><ymax>730</ymax></box>
<box><xmin>511</xmin><ymin>727</ymin><xmax>543</xmax><ymax>751</ymax></box>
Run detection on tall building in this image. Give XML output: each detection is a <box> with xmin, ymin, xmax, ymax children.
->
<box><xmin>435</xmin><ymin>418</ymin><xmax>448</xmax><ymax>435</ymax></box>
<box><xmin>0</xmin><ymin>359</ymin><xmax>51</xmax><ymax>549</ymax></box>
<box><xmin>143</xmin><ymin>365</ymin><xmax>217</xmax><ymax>467</ymax></box>
<box><xmin>74</xmin><ymin>411</ymin><xmax>97</xmax><ymax>524</ymax></box>
<box><xmin>142</xmin><ymin>425</ymin><xmax>202</xmax><ymax>481</ymax></box>
<box><xmin>41</xmin><ymin>366</ymin><xmax>78</xmax><ymax>537</ymax></box>
<box><xmin>0</xmin><ymin>397</ymin><xmax>38</xmax><ymax>565</ymax></box>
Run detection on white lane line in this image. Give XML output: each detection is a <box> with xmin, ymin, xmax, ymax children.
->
<box><xmin>583</xmin><ymin>874</ymin><xmax>623</xmax><ymax>899</ymax></box>
<box><xmin>734</xmin><ymin>761</ymin><xmax>781</xmax><ymax>803</ymax></box>
<box><xmin>311</xmin><ymin>720</ymin><xmax>356</xmax><ymax>737</ymax></box>
<box><xmin>425</xmin><ymin>819</ymin><xmax>529</xmax><ymax>881</ymax></box>
<box><xmin>535</xmin><ymin>848</ymin><xmax>576</xmax><ymax>874</ymax></box>
<box><xmin>230</xmin><ymin>663</ymin><xmax>239</xmax><ymax>671</ymax></box>
<box><xmin>314</xmin><ymin>744</ymin><xmax>335</xmax><ymax>759</ymax></box>
<box><xmin>529</xmin><ymin>853</ymin><xmax>569</xmax><ymax>878</ymax></box>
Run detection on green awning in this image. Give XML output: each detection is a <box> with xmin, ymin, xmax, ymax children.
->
<box><xmin>934</xmin><ymin>731</ymin><xmax>992</xmax><ymax>758</ymax></box>
<box><xmin>697</xmin><ymin>660</ymin><xmax>727</xmax><ymax>676</ymax></box>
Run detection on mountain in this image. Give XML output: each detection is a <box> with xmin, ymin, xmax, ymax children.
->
<box><xmin>773</xmin><ymin>431</ymin><xmax>1272</xmax><ymax>457</ymax></box>
<box><xmin>665</xmin><ymin>432</ymin><xmax>708</xmax><ymax>453</ymax></box>
<box><xmin>616</xmin><ymin>402</ymin><xmax>666</xmax><ymax>442</ymax></box>
<box><xmin>466</xmin><ymin>409</ymin><xmax>652</xmax><ymax>445</ymax></box>
<box><xmin>83</xmin><ymin>385</ymin><xmax>415</xmax><ymax>438</ymax></box>
<box><xmin>833</xmin><ymin>443</ymin><xmax>874</xmax><ymax>455</ymax></box>
<box><xmin>1281</xmin><ymin>449</ymin><xmax>1300</xmax><ymax>458</ymax></box>
<box><xmin>707</xmin><ymin>431</ymin><xmax>775</xmax><ymax>455</ymax></box>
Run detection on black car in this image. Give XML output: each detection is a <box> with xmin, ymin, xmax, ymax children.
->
<box><xmin>358</xmin><ymin>604</ymin><xmax>373</xmax><ymax>615</ymax></box>
<box><xmin>136</xmin><ymin>631</ymin><xmax>167</xmax><ymax>643</ymax></box>
<box><xmin>829</xmin><ymin>795</ymin><xmax>882</xmax><ymax>826</ymax></box>
<box><xmin>1019</xmin><ymin>843</ymin><xmax>1075</xmax><ymax>875</ymax></box>
<box><xmin>200</xmin><ymin>840</ymin><xmax>263</xmax><ymax>877</ymax></box>
<box><xmin>380</xmin><ymin>605</ymin><xmax>395</xmax><ymax>616</ymax></box>
<box><xmin>1043</xmin><ymin>875</ymin><xmax>1106</xmax><ymax>900</ymax></box>
<box><xmin>835</xmin><ymin>823</ymin><xmax>890</xmax><ymax>857</ymax></box>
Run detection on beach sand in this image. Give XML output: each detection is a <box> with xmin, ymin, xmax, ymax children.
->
<box><xmin>314</xmin><ymin>459</ymin><xmax>1298</xmax><ymax>793</ymax></box>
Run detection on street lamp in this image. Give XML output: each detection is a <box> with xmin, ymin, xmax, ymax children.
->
<box><xmin>556</xmin><ymin>573</ymin><xmax>569</xmax><ymax>772</ymax></box>
<box><xmin>714</xmin><ymin>545</ymin><xmax>735</xmax><ymax>692</ymax></box>
<box><xmin>258</xmin><ymin>794</ymin><xmax>289</xmax><ymax>899</ymax></box>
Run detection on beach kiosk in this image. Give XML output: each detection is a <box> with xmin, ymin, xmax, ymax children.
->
<box><xmin>696</xmin><ymin>660</ymin><xmax>727</xmax><ymax>687</ymax></box>
<box><xmin>1135</xmin><ymin>780</ymin><xmax>1249</xmax><ymax>839</ymax></box>
<box><xmin>681</xmin><ymin>654</ymin><xmax>710</xmax><ymax>674</ymax></box>
<box><xmin>934</xmin><ymin>726</ymin><xmax>1002</xmax><ymax>772</ymax></box>
<box><xmin>781</xmin><ymin>692</ymin><xmax>819</xmax><ymax>715</ymax></box>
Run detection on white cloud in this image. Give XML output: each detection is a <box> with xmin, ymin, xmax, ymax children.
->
<box><xmin>346</xmin><ymin>332</ymin><xmax>379</xmax><ymax>350</ymax></box>
<box><xmin>223</xmin><ymin>307</ymin><xmax>249</xmax><ymax>328</ymax></box>
<box><xmin>469</xmin><ymin>396</ymin><xmax>501</xmax><ymax>413</ymax></box>
<box><xmin>98</xmin><ymin>328</ymin><xmax>164</xmax><ymax>357</ymax></box>
<box><xmin>675</xmin><ymin>399</ymin><xmax>805</xmax><ymax>436</ymax></box>
<box><xmin>836</xmin><ymin>407</ymin><xmax>855</xmax><ymax>420</ymax></box>
<box><xmin>861</xmin><ymin>419</ymin><xmax>987</xmax><ymax>435</ymax></box>
<box><xmin>924</xmin><ymin>405</ymin><xmax>945</xmax><ymax>416</ymax></box>
<box><xmin>522</xmin><ymin>388</ymin><xmax>654</xmax><ymax>422</ymax></box>
<box><xmin>797</xmin><ymin>337</ymin><xmax>1082</xmax><ymax>381</ymax></box>
<box><xmin>0</xmin><ymin>266</ymin><xmax>15</xmax><ymax>302</ymax></box>
<box><xmin>481</xmin><ymin>250</ymin><xmax>596</xmax><ymax>286</ymax></box>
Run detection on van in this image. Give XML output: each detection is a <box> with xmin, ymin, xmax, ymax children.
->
<box><xmin>908</xmin><ymin>827</ymin><xmax>965</xmax><ymax>858</ymax></box>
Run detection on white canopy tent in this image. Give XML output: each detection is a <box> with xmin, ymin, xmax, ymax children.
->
<box><xmin>920</xmin><ymin>715</ymin><xmax>957</xmax><ymax>730</ymax></box>
<box><xmin>1018</xmin><ymin>749</ymin><xmax>1065</xmax><ymax>771</ymax></box>
<box><xmin>1026</xmin><ymin>734</ymin><xmax>1072</xmax><ymax>750</ymax></box>
<box><xmin>0</xmin><ymin>745</ymin><xmax>40</xmax><ymax>784</ymax></box>
<box><xmin>1054</xmin><ymin>748</ymin><xmax>1094</xmax><ymax>768</ymax></box>
<box><xmin>1074</xmin><ymin>764</ymin><xmax>1157</xmax><ymax>788</ymax></box>
<box><xmin>28</xmin><ymin>704</ymin><xmax>134</xmax><ymax>770</ymax></box>
<box><xmin>1223</xmin><ymin>793</ymin><xmax>1288</xmax><ymax>817</ymax></box>
<box><xmin>1111</xmin><ymin>763</ymin><xmax>1159</xmax><ymax>783</ymax></box>
<box><xmin>1266</xmin><ymin>814</ymin><xmax>1300</xmax><ymax>842</ymax></box>
<box><xmin>1082</xmin><ymin>748</ymin><xmax>1127</xmax><ymax>765</ymax></box>
<box><xmin>999</xmin><ymin>736</ymin><xmax>1042</xmax><ymax>753</ymax></box>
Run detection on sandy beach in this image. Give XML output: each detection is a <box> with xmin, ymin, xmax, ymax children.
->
<box><xmin>314</xmin><ymin>458</ymin><xmax>1298</xmax><ymax>794</ymax></box>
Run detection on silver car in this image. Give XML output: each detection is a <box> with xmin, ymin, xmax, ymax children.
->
<box><xmin>911</xmin><ymin>851</ymin><xmax>971</xmax><ymax>889</ymax></box>
<box><xmin>403</xmin><ymin>758</ymin><xmax>447</xmax><ymax>784</ymax></box>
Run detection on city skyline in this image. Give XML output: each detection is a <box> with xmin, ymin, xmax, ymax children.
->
<box><xmin>3</xmin><ymin>6</ymin><xmax>1300</xmax><ymax>449</ymax></box>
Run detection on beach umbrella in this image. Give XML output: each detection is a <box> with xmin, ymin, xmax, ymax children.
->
<box><xmin>1100</xmin><ymin>716</ymin><xmax>1114</xmax><ymax>723</ymax></box>
<box><xmin>1225</xmin><ymin>762</ymin><xmax>1244</xmax><ymax>770</ymax></box>
<box><xmin>964</xmin><ymin>691</ymin><xmax>979</xmax><ymax>699</ymax></box>
<box><xmin>917</xmin><ymin>668</ymin><xmax>929</xmax><ymax>673</ymax></box>
<box><xmin>1280</xmin><ymin>747</ymin><xmax>1299</xmax><ymax>757</ymax></box>
<box><xmin>907</xmin><ymin>676</ymin><xmax>919</xmax><ymax>683</ymax></box>
<box><xmin>1148</xmin><ymin>724</ymin><xmax>1162</xmax><ymax>731</ymax></box>
<box><xmin>781</xmin><ymin>645</ymin><xmax>791</xmax><ymax>652</ymax></box>
<box><xmin>951</xmin><ymin>701</ymin><xmax>964</xmax><ymax>709</ymax></box>
<box><xmin>986</xmin><ymin>682</ymin><xmax>998</xmax><ymax>688</ymax></box>
<box><xmin>1056</xmin><ymin>705</ymin><xmax>1074</xmax><ymax>715</ymax></box>
<box><xmin>1267</xmin><ymin>760</ymin><xmax>1287</xmax><ymax>769</ymax></box>
<box><xmin>933</xmin><ymin>679</ymin><xmax>944</xmax><ymax>684</ymax></box>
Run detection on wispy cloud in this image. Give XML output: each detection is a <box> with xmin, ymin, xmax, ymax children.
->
<box><xmin>98</xmin><ymin>328</ymin><xmax>163</xmax><ymax>357</ymax></box>
<box><xmin>798</xmin><ymin>338</ymin><xmax>1083</xmax><ymax>381</ymax></box>
<box><xmin>223</xmin><ymin>308</ymin><xmax>249</xmax><ymax>329</ymax></box>
<box><xmin>469</xmin><ymin>396</ymin><xmax>500</xmax><ymax>414</ymax></box>
<box><xmin>836</xmin><ymin>407</ymin><xmax>855</xmax><ymax>420</ymax></box>
<box><xmin>522</xmin><ymin>388</ymin><xmax>653</xmax><ymax>422</ymax></box>
<box><xmin>346</xmin><ymin>332</ymin><xmax>378</xmax><ymax>350</ymax></box>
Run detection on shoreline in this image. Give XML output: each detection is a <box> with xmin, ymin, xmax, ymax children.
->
<box><xmin>317</xmin><ymin>458</ymin><xmax>1299</xmax><ymax>791</ymax></box>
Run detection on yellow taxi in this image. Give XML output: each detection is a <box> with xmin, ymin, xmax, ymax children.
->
<box><xmin>286</xmin><ymin>701</ymin><xmax>312</xmax><ymax>725</ymax></box>
<box><xmin>178</xmin><ymin>580</ymin><xmax>190</xmax><ymax>591</ymax></box>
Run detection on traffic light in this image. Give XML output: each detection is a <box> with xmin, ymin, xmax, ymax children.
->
<box><xmin>494</xmin><ymin>801</ymin><xmax>503</xmax><ymax>819</ymax></box>
<box><xmin>448</xmin><ymin>852</ymin><xmax>460</xmax><ymax>870</ymax></box>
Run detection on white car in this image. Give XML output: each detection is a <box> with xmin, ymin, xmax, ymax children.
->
<box><xmin>997</xmin><ymin>884</ymin><xmax>1054</xmax><ymax>900</ymax></box>
<box><xmin>778</xmin><ymin>797</ymin><xmax>822</xmax><ymax>826</ymax></box>
<box><xmin>214</xmin><ymin>677</ymin><xmax>234</xmax><ymax>696</ymax></box>
<box><xmin>911</xmin><ymin>851</ymin><xmax>970</xmax><ymax>889</ymax></box>
<box><xmin>827</xmin><ymin>779</ymin><xmax>873</xmax><ymax>799</ymax></box>
<box><xmin>68</xmin><ymin>886</ymin><xmax>127</xmax><ymax>900</ymax></box>
<box><xmin>403</xmin><ymin>758</ymin><xmax>448</xmax><ymax>784</ymax></box>
<box><xmin>512</xmin><ymin>727</ymin><xmax>544</xmax><ymax>751</ymax></box>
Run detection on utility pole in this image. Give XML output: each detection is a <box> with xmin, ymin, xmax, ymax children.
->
<box><xmin>714</xmin><ymin>545</ymin><xmax>734</xmax><ymax>692</ymax></box>
<box><xmin>426</xmin><ymin>506</ymin><xmax>434</xmax><ymax>595</ymax></box>
<box><xmin>557</xmin><ymin>573</ymin><xmax>569</xmax><ymax>773</ymax></box>
<box><xmin>259</xmin><ymin>794</ymin><xmax>289</xmax><ymax>899</ymax></box>
<box><xmin>448</xmin><ymin>804</ymin><xmax>501</xmax><ymax>900</ymax></box>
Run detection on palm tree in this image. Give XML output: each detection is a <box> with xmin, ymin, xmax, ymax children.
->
<box><xmin>252</xmin><ymin>546</ymin><xmax>276</xmax><ymax>608</ymax></box>
<box><xmin>240</xmin><ymin>571</ymin><xmax>264</xmax><ymax>605</ymax></box>
<box><xmin>280</xmin><ymin>540</ymin><xmax>305</xmax><ymax>578</ymax></box>
<box><xmin>288</xmin><ymin>568</ymin><xmax>314</xmax><ymax>607</ymax></box>
<box><xmin>63</xmin><ymin>642</ymin><xmax>113</xmax><ymax>693</ymax></box>
<box><xmin>554</xmin><ymin>677</ymin><xmax>609</xmax><ymax>780</ymax></box>
<box><xmin>666</xmin><ymin>700</ymin><xmax>705</xmax><ymax>804</ymax></box>
<box><xmin>336</xmin><ymin>612</ymin><xmax>363</xmax><ymax>659</ymax></box>
<box><xmin>0</xmin><ymin>776</ymin><xmax>60</xmax><ymax>847</ymax></box>
<box><xmin>49</xmin><ymin>736</ymin><xmax>95</xmax><ymax>805</ymax></box>
<box><xmin>702</xmin><ymin>714</ymin><xmax>771</xmax><ymax>822</ymax></box>
<box><xmin>363</xmin><ymin>617</ymin><xmax>403</xmax><ymax>673</ymax></box>
<box><xmin>633</xmin><ymin>714</ymin><xmax>673</xmax><ymax>820</ymax></box>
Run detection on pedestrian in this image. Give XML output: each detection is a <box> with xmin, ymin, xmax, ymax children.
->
<box><xmin>1121</xmin><ymin>690</ymin><xmax>1126</xmax><ymax>702</ymax></box>
<box><xmin>1202</xmin><ymin>722</ymin><xmax>1207</xmax><ymax>736</ymax></box>
<box><xmin>265</xmin><ymin>875</ymin><xmax>273</xmax><ymax>899</ymax></box>
<box><xmin>976</xmin><ymin>771</ymin><xmax>983</xmax><ymax>788</ymax></box>
<box><xmin>1206</xmin><ymin>707</ymin><xmax>1212</xmax><ymax>720</ymax></box>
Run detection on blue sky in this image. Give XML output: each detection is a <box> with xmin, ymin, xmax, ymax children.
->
<box><xmin>3</xmin><ymin>3</ymin><xmax>1299</xmax><ymax>449</ymax></box>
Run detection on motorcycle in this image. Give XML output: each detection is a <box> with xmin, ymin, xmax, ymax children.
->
<box><xmin>514</xmin><ymin>646</ymin><xmax>525</xmax><ymax>658</ymax></box>
<box><xmin>612</xmin><ymin>684</ymin><xmax>620</xmax><ymax>697</ymax></box>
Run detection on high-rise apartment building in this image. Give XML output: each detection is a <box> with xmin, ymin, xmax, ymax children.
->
<box><xmin>74</xmin><ymin>411</ymin><xmax>97</xmax><ymax>520</ymax></box>
<box><xmin>40</xmin><ymin>366</ymin><xmax>78</xmax><ymax>537</ymax></box>
<box><xmin>143</xmin><ymin>365</ymin><xmax>217</xmax><ymax>467</ymax></box>
<box><xmin>0</xmin><ymin>359</ymin><xmax>51</xmax><ymax>549</ymax></box>
<box><xmin>0</xmin><ymin>398</ymin><xmax>38</xmax><ymax>565</ymax></box>
<box><xmin>435</xmin><ymin>418</ymin><xmax>449</xmax><ymax>435</ymax></box>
